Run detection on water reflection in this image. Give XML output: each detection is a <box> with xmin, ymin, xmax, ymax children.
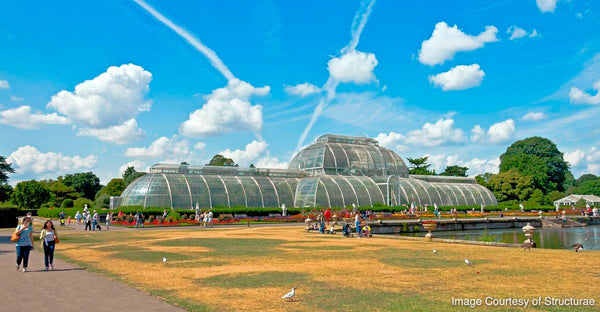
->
<box><xmin>400</xmin><ymin>225</ymin><xmax>600</xmax><ymax>250</ymax></box>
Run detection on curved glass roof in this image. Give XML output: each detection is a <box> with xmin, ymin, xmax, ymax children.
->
<box><xmin>295</xmin><ymin>175</ymin><xmax>386</xmax><ymax>208</ymax></box>
<box><xmin>289</xmin><ymin>134</ymin><xmax>409</xmax><ymax>177</ymax></box>
<box><xmin>119</xmin><ymin>173</ymin><xmax>299</xmax><ymax>209</ymax></box>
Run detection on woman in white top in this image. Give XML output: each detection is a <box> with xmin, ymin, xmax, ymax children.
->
<box><xmin>40</xmin><ymin>220</ymin><xmax>58</xmax><ymax>270</ymax></box>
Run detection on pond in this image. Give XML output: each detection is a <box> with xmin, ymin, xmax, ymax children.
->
<box><xmin>400</xmin><ymin>225</ymin><xmax>600</xmax><ymax>250</ymax></box>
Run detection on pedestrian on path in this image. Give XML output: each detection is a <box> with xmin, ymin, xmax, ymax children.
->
<box><xmin>40</xmin><ymin>220</ymin><xmax>58</xmax><ymax>270</ymax></box>
<box><xmin>106</xmin><ymin>211</ymin><xmax>112</xmax><ymax>230</ymax></box>
<box><xmin>84</xmin><ymin>211</ymin><xmax>92</xmax><ymax>231</ymax></box>
<box><xmin>75</xmin><ymin>211</ymin><xmax>82</xmax><ymax>227</ymax></box>
<box><xmin>93</xmin><ymin>210</ymin><xmax>102</xmax><ymax>231</ymax></box>
<box><xmin>14</xmin><ymin>216</ymin><xmax>34</xmax><ymax>272</ymax></box>
<box><xmin>59</xmin><ymin>211</ymin><xmax>66</xmax><ymax>226</ymax></box>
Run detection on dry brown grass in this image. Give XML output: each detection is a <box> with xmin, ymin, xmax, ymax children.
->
<box><xmin>57</xmin><ymin>226</ymin><xmax>600</xmax><ymax>311</ymax></box>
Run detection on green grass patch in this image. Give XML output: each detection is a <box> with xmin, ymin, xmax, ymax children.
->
<box><xmin>282</xmin><ymin>245</ymin><xmax>352</xmax><ymax>251</ymax></box>
<box><xmin>113</xmin><ymin>249</ymin><xmax>192</xmax><ymax>262</ymax></box>
<box><xmin>153</xmin><ymin>238</ymin><xmax>287</xmax><ymax>257</ymax></box>
<box><xmin>169</xmin><ymin>260</ymin><xmax>229</xmax><ymax>268</ymax></box>
<box><xmin>198</xmin><ymin>271</ymin><xmax>310</xmax><ymax>289</ymax></box>
<box><xmin>376</xmin><ymin>248</ymin><xmax>491</xmax><ymax>269</ymax></box>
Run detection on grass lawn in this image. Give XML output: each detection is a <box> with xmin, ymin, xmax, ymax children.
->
<box><xmin>54</xmin><ymin>226</ymin><xmax>599</xmax><ymax>311</ymax></box>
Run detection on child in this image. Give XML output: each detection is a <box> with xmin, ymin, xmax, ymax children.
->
<box><xmin>328</xmin><ymin>222</ymin><xmax>336</xmax><ymax>234</ymax></box>
<box><xmin>363</xmin><ymin>224</ymin><xmax>371</xmax><ymax>237</ymax></box>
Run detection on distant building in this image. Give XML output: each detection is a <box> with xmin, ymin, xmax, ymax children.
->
<box><xmin>554</xmin><ymin>194</ymin><xmax>600</xmax><ymax>206</ymax></box>
<box><xmin>117</xmin><ymin>134</ymin><xmax>497</xmax><ymax>209</ymax></box>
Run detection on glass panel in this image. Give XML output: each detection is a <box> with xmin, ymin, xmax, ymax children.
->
<box><xmin>165</xmin><ymin>174</ymin><xmax>191</xmax><ymax>209</ymax></box>
<box><xmin>272</xmin><ymin>178</ymin><xmax>294</xmax><ymax>208</ymax></box>
<box><xmin>119</xmin><ymin>174</ymin><xmax>152</xmax><ymax>207</ymax></box>
<box><xmin>458</xmin><ymin>184</ymin><xmax>477</xmax><ymax>206</ymax></box>
<box><xmin>321</xmin><ymin>177</ymin><xmax>344</xmax><ymax>207</ymax></box>
<box><xmin>203</xmin><ymin>176</ymin><xmax>229</xmax><ymax>208</ymax></box>
<box><xmin>186</xmin><ymin>175</ymin><xmax>212</xmax><ymax>208</ymax></box>
<box><xmin>448</xmin><ymin>184</ymin><xmax>468</xmax><ymax>206</ymax></box>
<box><xmin>255</xmin><ymin>177</ymin><xmax>279</xmax><ymax>208</ymax></box>
<box><xmin>222</xmin><ymin>176</ymin><xmax>246</xmax><ymax>207</ymax></box>
<box><xmin>347</xmin><ymin>177</ymin><xmax>371</xmax><ymax>206</ymax></box>
<box><xmin>295</xmin><ymin>177</ymin><xmax>319</xmax><ymax>207</ymax></box>
<box><xmin>335</xmin><ymin>177</ymin><xmax>359</xmax><ymax>207</ymax></box>
<box><xmin>145</xmin><ymin>174</ymin><xmax>172</xmax><ymax>208</ymax></box>
<box><xmin>362</xmin><ymin>177</ymin><xmax>385</xmax><ymax>205</ymax></box>
<box><xmin>323</xmin><ymin>146</ymin><xmax>337</xmax><ymax>170</ymax></box>
<box><xmin>330</xmin><ymin>143</ymin><xmax>349</xmax><ymax>169</ymax></box>
<box><xmin>239</xmin><ymin>177</ymin><xmax>263</xmax><ymax>208</ymax></box>
<box><xmin>315</xmin><ymin>181</ymin><xmax>330</xmax><ymax>207</ymax></box>
<box><xmin>398</xmin><ymin>179</ymin><xmax>420</xmax><ymax>206</ymax></box>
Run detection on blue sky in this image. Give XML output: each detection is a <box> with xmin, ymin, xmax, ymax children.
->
<box><xmin>1</xmin><ymin>0</ymin><xmax>600</xmax><ymax>184</ymax></box>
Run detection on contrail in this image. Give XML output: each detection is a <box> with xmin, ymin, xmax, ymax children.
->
<box><xmin>296</xmin><ymin>0</ymin><xmax>376</xmax><ymax>150</ymax></box>
<box><xmin>132</xmin><ymin>0</ymin><xmax>235</xmax><ymax>81</ymax></box>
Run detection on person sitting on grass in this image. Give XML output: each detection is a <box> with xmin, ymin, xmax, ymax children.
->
<box><xmin>363</xmin><ymin>223</ymin><xmax>371</xmax><ymax>238</ymax></box>
<box><xmin>328</xmin><ymin>222</ymin><xmax>336</xmax><ymax>234</ymax></box>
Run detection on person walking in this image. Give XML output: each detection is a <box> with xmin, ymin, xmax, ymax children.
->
<box><xmin>135</xmin><ymin>211</ymin><xmax>144</xmax><ymax>228</ymax></box>
<box><xmin>75</xmin><ymin>210</ymin><xmax>82</xmax><ymax>227</ymax></box>
<box><xmin>13</xmin><ymin>216</ymin><xmax>34</xmax><ymax>272</ymax></box>
<box><xmin>355</xmin><ymin>213</ymin><xmax>362</xmax><ymax>238</ymax></box>
<box><xmin>93</xmin><ymin>210</ymin><xmax>102</xmax><ymax>230</ymax></box>
<box><xmin>207</xmin><ymin>209</ymin><xmax>213</xmax><ymax>227</ymax></box>
<box><xmin>40</xmin><ymin>220</ymin><xmax>58</xmax><ymax>270</ymax></box>
<box><xmin>84</xmin><ymin>211</ymin><xmax>92</xmax><ymax>231</ymax></box>
<box><xmin>105</xmin><ymin>211</ymin><xmax>112</xmax><ymax>230</ymax></box>
<box><xmin>59</xmin><ymin>211</ymin><xmax>66</xmax><ymax>226</ymax></box>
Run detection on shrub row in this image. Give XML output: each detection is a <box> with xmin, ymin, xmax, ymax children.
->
<box><xmin>0</xmin><ymin>207</ymin><xmax>19</xmax><ymax>228</ymax></box>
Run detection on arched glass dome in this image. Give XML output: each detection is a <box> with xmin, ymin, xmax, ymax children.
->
<box><xmin>289</xmin><ymin>134</ymin><xmax>409</xmax><ymax>177</ymax></box>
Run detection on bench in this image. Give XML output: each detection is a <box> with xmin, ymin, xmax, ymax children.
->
<box><xmin>233</xmin><ymin>214</ymin><xmax>248</xmax><ymax>218</ymax></box>
<box><xmin>268</xmin><ymin>213</ymin><xmax>281</xmax><ymax>217</ymax></box>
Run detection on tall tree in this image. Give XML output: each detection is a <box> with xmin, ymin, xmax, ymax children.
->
<box><xmin>499</xmin><ymin>137</ymin><xmax>569</xmax><ymax>193</ymax></box>
<box><xmin>574</xmin><ymin>179</ymin><xmax>600</xmax><ymax>196</ymax></box>
<box><xmin>41</xmin><ymin>178</ymin><xmax>79</xmax><ymax>206</ymax></box>
<box><xmin>0</xmin><ymin>156</ymin><xmax>15</xmax><ymax>184</ymax></box>
<box><xmin>103</xmin><ymin>178</ymin><xmax>126</xmax><ymax>196</ymax></box>
<box><xmin>486</xmin><ymin>169</ymin><xmax>534</xmax><ymax>202</ymax></box>
<box><xmin>63</xmin><ymin>172</ymin><xmax>102</xmax><ymax>200</ymax></box>
<box><xmin>207</xmin><ymin>154</ymin><xmax>238</xmax><ymax>167</ymax></box>
<box><xmin>406</xmin><ymin>156</ymin><xmax>435</xmax><ymax>175</ymax></box>
<box><xmin>122</xmin><ymin>166</ymin><xmax>146</xmax><ymax>186</ymax></box>
<box><xmin>11</xmin><ymin>180</ymin><xmax>51</xmax><ymax>210</ymax></box>
<box><xmin>575</xmin><ymin>173</ymin><xmax>597</xmax><ymax>186</ymax></box>
<box><xmin>0</xmin><ymin>184</ymin><xmax>12</xmax><ymax>202</ymax></box>
<box><xmin>440</xmin><ymin>165</ymin><xmax>468</xmax><ymax>177</ymax></box>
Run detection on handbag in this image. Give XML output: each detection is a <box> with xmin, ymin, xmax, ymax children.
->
<box><xmin>54</xmin><ymin>236</ymin><xmax>60</xmax><ymax>244</ymax></box>
<box><xmin>11</xmin><ymin>231</ymin><xmax>20</xmax><ymax>242</ymax></box>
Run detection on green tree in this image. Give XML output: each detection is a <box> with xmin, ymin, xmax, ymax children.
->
<box><xmin>41</xmin><ymin>178</ymin><xmax>79</xmax><ymax>206</ymax></box>
<box><xmin>575</xmin><ymin>173</ymin><xmax>597</xmax><ymax>186</ymax></box>
<box><xmin>249</xmin><ymin>164</ymin><xmax>256</xmax><ymax>168</ymax></box>
<box><xmin>487</xmin><ymin>169</ymin><xmax>534</xmax><ymax>202</ymax></box>
<box><xmin>574</xmin><ymin>179</ymin><xmax>600</xmax><ymax>196</ymax></box>
<box><xmin>123</xmin><ymin>166</ymin><xmax>146</xmax><ymax>186</ymax></box>
<box><xmin>0</xmin><ymin>184</ymin><xmax>12</xmax><ymax>202</ymax></box>
<box><xmin>207</xmin><ymin>154</ymin><xmax>238</xmax><ymax>167</ymax></box>
<box><xmin>63</xmin><ymin>172</ymin><xmax>101</xmax><ymax>200</ymax></box>
<box><xmin>0</xmin><ymin>156</ymin><xmax>15</xmax><ymax>184</ymax></box>
<box><xmin>475</xmin><ymin>172</ymin><xmax>494</xmax><ymax>188</ymax></box>
<box><xmin>499</xmin><ymin>137</ymin><xmax>569</xmax><ymax>193</ymax></box>
<box><xmin>406</xmin><ymin>156</ymin><xmax>435</xmax><ymax>175</ymax></box>
<box><xmin>104</xmin><ymin>178</ymin><xmax>125</xmax><ymax>196</ymax></box>
<box><xmin>528</xmin><ymin>189</ymin><xmax>546</xmax><ymax>205</ymax></box>
<box><xmin>440</xmin><ymin>165</ymin><xmax>468</xmax><ymax>177</ymax></box>
<box><xmin>546</xmin><ymin>190</ymin><xmax>565</xmax><ymax>203</ymax></box>
<box><xmin>11</xmin><ymin>180</ymin><xmax>51</xmax><ymax>210</ymax></box>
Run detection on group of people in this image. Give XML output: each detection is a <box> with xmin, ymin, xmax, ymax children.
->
<box><xmin>13</xmin><ymin>216</ymin><xmax>59</xmax><ymax>272</ymax></box>
<box><xmin>194</xmin><ymin>207</ymin><xmax>214</xmax><ymax>227</ymax></box>
<box><xmin>74</xmin><ymin>210</ymin><xmax>108</xmax><ymax>231</ymax></box>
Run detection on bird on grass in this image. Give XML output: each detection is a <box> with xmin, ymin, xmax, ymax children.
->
<box><xmin>521</xmin><ymin>242</ymin><xmax>533</xmax><ymax>251</ymax></box>
<box><xmin>162</xmin><ymin>257</ymin><xmax>167</xmax><ymax>265</ymax></box>
<box><xmin>572</xmin><ymin>243</ymin><xmax>584</xmax><ymax>252</ymax></box>
<box><xmin>433</xmin><ymin>249</ymin><xmax>438</xmax><ymax>254</ymax></box>
<box><xmin>281</xmin><ymin>288</ymin><xmax>295</xmax><ymax>302</ymax></box>
<box><xmin>464</xmin><ymin>258</ymin><xmax>474</xmax><ymax>267</ymax></box>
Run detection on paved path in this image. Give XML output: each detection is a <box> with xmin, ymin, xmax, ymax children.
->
<box><xmin>0</xmin><ymin>233</ymin><xmax>184</xmax><ymax>312</ymax></box>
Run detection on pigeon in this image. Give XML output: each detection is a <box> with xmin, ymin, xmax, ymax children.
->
<box><xmin>281</xmin><ymin>288</ymin><xmax>295</xmax><ymax>302</ymax></box>
<box><xmin>433</xmin><ymin>249</ymin><xmax>438</xmax><ymax>254</ymax></box>
<box><xmin>465</xmin><ymin>258</ymin><xmax>474</xmax><ymax>267</ymax></box>
<box><xmin>572</xmin><ymin>243</ymin><xmax>584</xmax><ymax>252</ymax></box>
<box><xmin>162</xmin><ymin>257</ymin><xmax>167</xmax><ymax>265</ymax></box>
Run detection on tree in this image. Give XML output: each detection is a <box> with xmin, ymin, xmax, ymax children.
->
<box><xmin>528</xmin><ymin>189</ymin><xmax>546</xmax><ymax>205</ymax></box>
<box><xmin>0</xmin><ymin>184</ymin><xmax>12</xmax><ymax>202</ymax></box>
<box><xmin>475</xmin><ymin>172</ymin><xmax>494</xmax><ymax>188</ymax></box>
<box><xmin>0</xmin><ymin>156</ymin><xmax>15</xmax><ymax>184</ymax></box>
<box><xmin>41</xmin><ymin>178</ymin><xmax>79</xmax><ymax>207</ymax></box>
<box><xmin>123</xmin><ymin>166</ymin><xmax>146</xmax><ymax>186</ymax></box>
<box><xmin>574</xmin><ymin>179</ymin><xmax>600</xmax><ymax>196</ymax></box>
<box><xmin>11</xmin><ymin>180</ymin><xmax>51</xmax><ymax>210</ymax></box>
<box><xmin>406</xmin><ymin>156</ymin><xmax>435</xmax><ymax>175</ymax></box>
<box><xmin>440</xmin><ymin>165</ymin><xmax>468</xmax><ymax>177</ymax></box>
<box><xmin>499</xmin><ymin>137</ymin><xmax>569</xmax><ymax>193</ymax></box>
<box><xmin>207</xmin><ymin>154</ymin><xmax>238</xmax><ymax>167</ymax></box>
<box><xmin>62</xmin><ymin>172</ymin><xmax>102</xmax><ymax>200</ymax></box>
<box><xmin>547</xmin><ymin>190</ymin><xmax>565</xmax><ymax>203</ymax></box>
<box><xmin>249</xmin><ymin>164</ymin><xmax>256</xmax><ymax>168</ymax></box>
<box><xmin>104</xmin><ymin>178</ymin><xmax>126</xmax><ymax>197</ymax></box>
<box><xmin>575</xmin><ymin>173</ymin><xmax>597</xmax><ymax>186</ymax></box>
<box><xmin>486</xmin><ymin>169</ymin><xmax>534</xmax><ymax>202</ymax></box>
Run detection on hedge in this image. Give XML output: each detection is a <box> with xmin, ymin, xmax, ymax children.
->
<box><xmin>0</xmin><ymin>207</ymin><xmax>19</xmax><ymax>228</ymax></box>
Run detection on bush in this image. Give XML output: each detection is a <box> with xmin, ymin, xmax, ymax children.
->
<box><xmin>0</xmin><ymin>206</ymin><xmax>19</xmax><ymax>228</ymax></box>
<box><xmin>74</xmin><ymin>197</ymin><xmax>94</xmax><ymax>209</ymax></box>
<box><xmin>61</xmin><ymin>199</ymin><xmax>74</xmax><ymax>208</ymax></box>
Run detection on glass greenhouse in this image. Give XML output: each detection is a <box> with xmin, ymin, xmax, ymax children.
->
<box><xmin>118</xmin><ymin>134</ymin><xmax>497</xmax><ymax>209</ymax></box>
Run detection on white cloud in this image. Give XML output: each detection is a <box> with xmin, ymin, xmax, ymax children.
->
<box><xmin>488</xmin><ymin>119</ymin><xmax>515</xmax><ymax>143</ymax></box>
<box><xmin>194</xmin><ymin>142</ymin><xmax>206</xmax><ymax>150</ymax></box>
<box><xmin>565</xmin><ymin>149</ymin><xmax>585</xmax><ymax>167</ymax></box>
<box><xmin>255</xmin><ymin>156</ymin><xmax>288</xmax><ymax>169</ymax></box>
<box><xmin>219</xmin><ymin>140</ymin><xmax>268</xmax><ymax>166</ymax></box>
<box><xmin>424</xmin><ymin>154</ymin><xmax>499</xmax><ymax>176</ymax></box>
<box><xmin>507</xmin><ymin>26</ymin><xmax>539</xmax><ymax>40</ymax></box>
<box><xmin>428</xmin><ymin>64</ymin><xmax>485</xmax><ymax>91</ymax></box>
<box><xmin>77</xmin><ymin>119</ymin><xmax>144</xmax><ymax>145</ymax></box>
<box><xmin>284</xmin><ymin>83</ymin><xmax>321</xmax><ymax>97</ymax></box>
<box><xmin>522</xmin><ymin>112</ymin><xmax>547</xmax><ymax>121</ymax></box>
<box><xmin>119</xmin><ymin>160</ymin><xmax>146</xmax><ymax>176</ymax></box>
<box><xmin>536</xmin><ymin>0</ymin><xmax>558</xmax><ymax>13</ymax></box>
<box><xmin>10</xmin><ymin>96</ymin><xmax>23</xmax><ymax>102</ymax></box>
<box><xmin>569</xmin><ymin>81</ymin><xmax>600</xmax><ymax>104</ymax></box>
<box><xmin>125</xmin><ymin>136</ymin><xmax>190</xmax><ymax>159</ymax></box>
<box><xmin>0</xmin><ymin>80</ymin><xmax>9</xmax><ymax>89</ymax></box>
<box><xmin>418</xmin><ymin>22</ymin><xmax>498</xmax><ymax>66</ymax></box>
<box><xmin>375</xmin><ymin>131</ymin><xmax>407</xmax><ymax>152</ymax></box>
<box><xmin>327</xmin><ymin>50</ymin><xmax>378</xmax><ymax>84</ymax></box>
<box><xmin>179</xmin><ymin>78</ymin><xmax>269</xmax><ymax>138</ymax></box>
<box><xmin>0</xmin><ymin>105</ymin><xmax>70</xmax><ymax>129</ymax></box>
<box><xmin>47</xmin><ymin>63</ymin><xmax>152</xmax><ymax>128</ymax></box>
<box><xmin>405</xmin><ymin>118</ymin><xmax>465</xmax><ymax>147</ymax></box>
<box><xmin>471</xmin><ymin>119</ymin><xmax>516</xmax><ymax>144</ymax></box>
<box><xmin>7</xmin><ymin>145</ymin><xmax>97</xmax><ymax>174</ymax></box>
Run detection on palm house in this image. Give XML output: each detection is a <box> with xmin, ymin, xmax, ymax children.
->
<box><xmin>117</xmin><ymin>134</ymin><xmax>497</xmax><ymax>209</ymax></box>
